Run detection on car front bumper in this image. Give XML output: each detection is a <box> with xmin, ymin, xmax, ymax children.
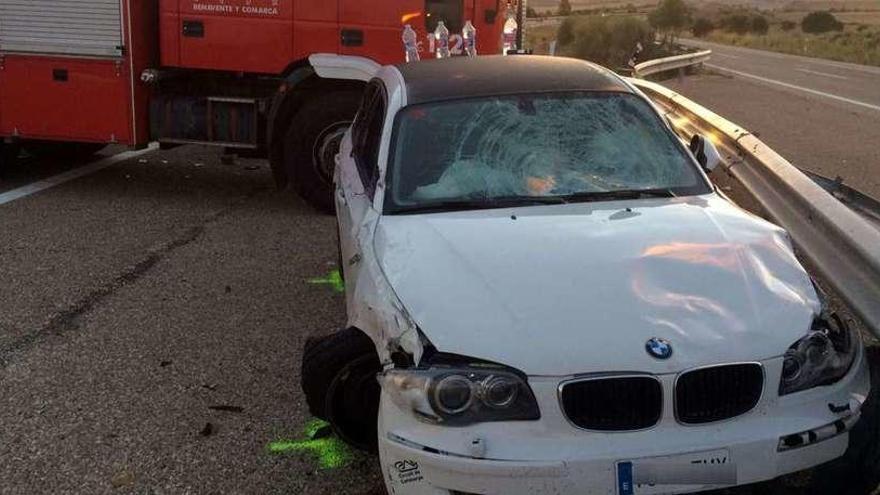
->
<box><xmin>378</xmin><ymin>354</ymin><xmax>870</xmax><ymax>495</ymax></box>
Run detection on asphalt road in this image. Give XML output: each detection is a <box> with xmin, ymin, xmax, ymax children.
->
<box><xmin>680</xmin><ymin>38</ymin><xmax>880</xmax><ymax>111</ymax></box>
<box><xmin>0</xmin><ymin>148</ymin><xmax>383</xmax><ymax>493</ymax></box>
<box><xmin>672</xmin><ymin>39</ymin><xmax>880</xmax><ymax>200</ymax></box>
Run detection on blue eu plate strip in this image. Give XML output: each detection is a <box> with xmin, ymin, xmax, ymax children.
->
<box><xmin>617</xmin><ymin>462</ymin><xmax>634</xmax><ymax>495</ymax></box>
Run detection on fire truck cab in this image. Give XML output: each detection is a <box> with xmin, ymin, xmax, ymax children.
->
<box><xmin>0</xmin><ymin>0</ymin><xmax>508</xmax><ymax>210</ymax></box>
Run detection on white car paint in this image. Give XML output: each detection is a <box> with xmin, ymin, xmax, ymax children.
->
<box><xmin>324</xmin><ymin>55</ymin><xmax>871</xmax><ymax>494</ymax></box>
<box><xmin>308</xmin><ymin>53</ymin><xmax>382</xmax><ymax>83</ymax></box>
<box><xmin>374</xmin><ymin>195</ymin><xmax>819</xmax><ymax>376</ymax></box>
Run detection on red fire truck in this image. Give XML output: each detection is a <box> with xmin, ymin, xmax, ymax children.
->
<box><xmin>0</xmin><ymin>0</ymin><xmax>514</xmax><ymax>209</ymax></box>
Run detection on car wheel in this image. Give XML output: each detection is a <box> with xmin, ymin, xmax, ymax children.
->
<box><xmin>808</xmin><ymin>345</ymin><xmax>880</xmax><ymax>495</ymax></box>
<box><xmin>301</xmin><ymin>327</ymin><xmax>380</xmax><ymax>451</ymax></box>
<box><xmin>283</xmin><ymin>91</ymin><xmax>362</xmax><ymax>214</ymax></box>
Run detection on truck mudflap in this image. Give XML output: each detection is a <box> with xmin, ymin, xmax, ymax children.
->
<box><xmin>308</xmin><ymin>54</ymin><xmax>381</xmax><ymax>83</ymax></box>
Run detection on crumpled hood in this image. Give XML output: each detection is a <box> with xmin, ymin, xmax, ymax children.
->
<box><xmin>374</xmin><ymin>195</ymin><xmax>820</xmax><ymax>376</ymax></box>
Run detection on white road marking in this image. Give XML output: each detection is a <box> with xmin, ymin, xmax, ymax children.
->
<box><xmin>706</xmin><ymin>63</ymin><xmax>880</xmax><ymax>112</ymax></box>
<box><xmin>0</xmin><ymin>143</ymin><xmax>158</xmax><ymax>206</ymax></box>
<box><xmin>795</xmin><ymin>67</ymin><xmax>849</xmax><ymax>80</ymax></box>
<box><xmin>682</xmin><ymin>38</ymin><xmax>880</xmax><ymax>76</ymax></box>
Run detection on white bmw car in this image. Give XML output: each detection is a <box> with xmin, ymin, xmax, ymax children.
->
<box><xmin>300</xmin><ymin>55</ymin><xmax>876</xmax><ymax>495</ymax></box>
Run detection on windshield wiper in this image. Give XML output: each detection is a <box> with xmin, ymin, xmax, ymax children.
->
<box><xmin>390</xmin><ymin>195</ymin><xmax>566</xmax><ymax>215</ymax></box>
<box><xmin>559</xmin><ymin>188</ymin><xmax>677</xmax><ymax>204</ymax></box>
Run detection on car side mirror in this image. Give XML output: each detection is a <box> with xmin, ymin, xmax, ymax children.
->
<box><xmin>689</xmin><ymin>134</ymin><xmax>722</xmax><ymax>172</ymax></box>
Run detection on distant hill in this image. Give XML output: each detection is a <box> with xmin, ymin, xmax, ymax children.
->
<box><xmin>527</xmin><ymin>0</ymin><xmax>880</xmax><ymax>11</ymax></box>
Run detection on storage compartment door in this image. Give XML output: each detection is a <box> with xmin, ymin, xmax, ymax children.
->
<box><xmin>0</xmin><ymin>0</ymin><xmax>123</xmax><ymax>57</ymax></box>
<box><xmin>0</xmin><ymin>56</ymin><xmax>132</xmax><ymax>143</ymax></box>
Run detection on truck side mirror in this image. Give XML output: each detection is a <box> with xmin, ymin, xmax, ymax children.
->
<box><xmin>689</xmin><ymin>134</ymin><xmax>722</xmax><ymax>172</ymax></box>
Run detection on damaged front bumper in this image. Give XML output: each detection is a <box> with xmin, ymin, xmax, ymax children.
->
<box><xmin>378</xmin><ymin>354</ymin><xmax>870</xmax><ymax>495</ymax></box>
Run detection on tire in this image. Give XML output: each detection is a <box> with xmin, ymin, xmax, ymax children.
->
<box><xmin>808</xmin><ymin>345</ymin><xmax>880</xmax><ymax>495</ymax></box>
<box><xmin>24</xmin><ymin>141</ymin><xmax>106</xmax><ymax>159</ymax></box>
<box><xmin>283</xmin><ymin>90</ymin><xmax>362</xmax><ymax>213</ymax></box>
<box><xmin>301</xmin><ymin>327</ymin><xmax>381</xmax><ymax>451</ymax></box>
<box><xmin>0</xmin><ymin>142</ymin><xmax>20</xmax><ymax>179</ymax></box>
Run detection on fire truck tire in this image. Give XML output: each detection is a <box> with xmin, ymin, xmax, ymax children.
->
<box><xmin>25</xmin><ymin>141</ymin><xmax>106</xmax><ymax>159</ymax></box>
<box><xmin>283</xmin><ymin>91</ymin><xmax>362</xmax><ymax>213</ymax></box>
<box><xmin>808</xmin><ymin>345</ymin><xmax>880</xmax><ymax>495</ymax></box>
<box><xmin>301</xmin><ymin>327</ymin><xmax>380</xmax><ymax>451</ymax></box>
<box><xmin>0</xmin><ymin>142</ymin><xmax>20</xmax><ymax>178</ymax></box>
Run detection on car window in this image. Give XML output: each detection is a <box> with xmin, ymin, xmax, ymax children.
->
<box><xmin>385</xmin><ymin>92</ymin><xmax>711</xmax><ymax>212</ymax></box>
<box><xmin>350</xmin><ymin>82</ymin><xmax>386</xmax><ymax>198</ymax></box>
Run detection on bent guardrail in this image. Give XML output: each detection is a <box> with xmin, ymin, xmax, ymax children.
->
<box><xmin>633</xmin><ymin>50</ymin><xmax>712</xmax><ymax>78</ymax></box>
<box><xmin>629</xmin><ymin>77</ymin><xmax>880</xmax><ymax>338</ymax></box>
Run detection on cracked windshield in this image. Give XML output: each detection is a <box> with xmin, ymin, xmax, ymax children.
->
<box><xmin>388</xmin><ymin>92</ymin><xmax>708</xmax><ymax>210</ymax></box>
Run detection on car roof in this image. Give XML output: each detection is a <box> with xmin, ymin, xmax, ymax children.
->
<box><xmin>393</xmin><ymin>55</ymin><xmax>633</xmax><ymax>106</ymax></box>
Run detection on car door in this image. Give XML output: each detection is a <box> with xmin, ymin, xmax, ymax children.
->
<box><xmin>336</xmin><ymin>81</ymin><xmax>386</xmax><ymax>303</ymax></box>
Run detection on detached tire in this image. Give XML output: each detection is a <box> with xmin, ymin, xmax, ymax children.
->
<box><xmin>301</xmin><ymin>327</ymin><xmax>381</xmax><ymax>451</ymax></box>
<box><xmin>808</xmin><ymin>345</ymin><xmax>880</xmax><ymax>495</ymax></box>
<box><xmin>283</xmin><ymin>90</ymin><xmax>362</xmax><ymax>213</ymax></box>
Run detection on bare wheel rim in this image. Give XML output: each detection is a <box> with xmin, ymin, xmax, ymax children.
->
<box><xmin>312</xmin><ymin>122</ymin><xmax>350</xmax><ymax>187</ymax></box>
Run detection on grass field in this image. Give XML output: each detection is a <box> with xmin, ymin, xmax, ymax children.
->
<box><xmin>702</xmin><ymin>24</ymin><xmax>880</xmax><ymax>66</ymax></box>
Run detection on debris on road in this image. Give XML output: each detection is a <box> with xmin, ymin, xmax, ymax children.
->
<box><xmin>110</xmin><ymin>470</ymin><xmax>135</xmax><ymax>488</ymax></box>
<box><xmin>268</xmin><ymin>419</ymin><xmax>354</xmax><ymax>470</ymax></box>
<box><xmin>200</xmin><ymin>422</ymin><xmax>215</xmax><ymax>437</ymax></box>
<box><xmin>307</xmin><ymin>269</ymin><xmax>344</xmax><ymax>293</ymax></box>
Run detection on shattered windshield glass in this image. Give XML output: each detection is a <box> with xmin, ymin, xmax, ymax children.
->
<box><xmin>386</xmin><ymin>92</ymin><xmax>711</xmax><ymax>212</ymax></box>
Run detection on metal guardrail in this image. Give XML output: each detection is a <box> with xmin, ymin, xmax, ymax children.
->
<box><xmin>633</xmin><ymin>50</ymin><xmax>712</xmax><ymax>78</ymax></box>
<box><xmin>629</xmin><ymin>77</ymin><xmax>880</xmax><ymax>338</ymax></box>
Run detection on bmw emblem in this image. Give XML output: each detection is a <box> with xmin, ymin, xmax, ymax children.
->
<box><xmin>646</xmin><ymin>337</ymin><xmax>673</xmax><ymax>360</ymax></box>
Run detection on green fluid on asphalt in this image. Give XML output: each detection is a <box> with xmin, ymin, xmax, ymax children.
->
<box><xmin>307</xmin><ymin>269</ymin><xmax>344</xmax><ymax>293</ymax></box>
<box><xmin>268</xmin><ymin>419</ymin><xmax>354</xmax><ymax>470</ymax></box>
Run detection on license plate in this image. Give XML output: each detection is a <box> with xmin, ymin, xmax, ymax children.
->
<box><xmin>617</xmin><ymin>449</ymin><xmax>735</xmax><ymax>495</ymax></box>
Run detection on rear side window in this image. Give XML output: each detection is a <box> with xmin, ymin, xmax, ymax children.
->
<box><xmin>350</xmin><ymin>81</ymin><xmax>387</xmax><ymax>198</ymax></box>
<box><xmin>426</xmin><ymin>0</ymin><xmax>463</xmax><ymax>33</ymax></box>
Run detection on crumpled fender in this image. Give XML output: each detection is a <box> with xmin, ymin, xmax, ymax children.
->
<box><xmin>309</xmin><ymin>53</ymin><xmax>381</xmax><ymax>82</ymax></box>
<box><xmin>347</xmin><ymin>208</ymin><xmax>425</xmax><ymax>366</ymax></box>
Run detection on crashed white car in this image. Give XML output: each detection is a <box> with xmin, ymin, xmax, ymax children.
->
<box><xmin>300</xmin><ymin>55</ymin><xmax>876</xmax><ymax>495</ymax></box>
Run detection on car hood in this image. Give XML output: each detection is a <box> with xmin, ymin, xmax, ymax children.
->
<box><xmin>374</xmin><ymin>195</ymin><xmax>820</xmax><ymax>376</ymax></box>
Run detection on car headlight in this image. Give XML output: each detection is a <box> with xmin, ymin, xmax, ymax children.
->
<box><xmin>779</xmin><ymin>313</ymin><xmax>859</xmax><ymax>396</ymax></box>
<box><xmin>380</xmin><ymin>367</ymin><xmax>541</xmax><ymax>425</ymax></box>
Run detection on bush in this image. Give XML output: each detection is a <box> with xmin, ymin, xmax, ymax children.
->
<box><xmin>649</xmin><ymin>0</ymin><xmax>692</xmax><ymax>40</ymax></box>
<box><xmin>558</xmin><ymin>0</ymin><xmax>572</xmax><ymax>17</ymax></box>
<box><xmin>751</xmin><ymin>15</ymin><xmax>769</xmax><ymax>35</ymax></box>
<box><xmin>692</xmin><ymin>18</ymin><xmax>715</xmax><ymax>38</ymax></box>
<box><xmin>720</xmin><ymin>14</ymin><xmax>751</xmax><ymax>35</ymax></box>
<box><xmin>802</xmin><ymin>11</ymin><xmax>844</xmax><ymax>33</ymax></box>
<box><xmin>557</xmin><ymin>16</ymin><xmax>576</xmax><ymax>46</ymax></box>
<box><xmin>526</xmin><ymin>6</ymin><xmax>538</xmax><ymax>18</ymax></box>
<box><xmin>557</xmin><ymin>15</ymin><xmax>655</xmax><ymax>68</ymax></box>
<box><xmin>780</xmin><ymin>20</ymin><xmax>797</xmax><ymax>31</ymax></box>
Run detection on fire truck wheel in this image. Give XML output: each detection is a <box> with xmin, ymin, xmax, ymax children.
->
<box><xmin>25</xmin><ymin>141</ymin><xmax>107</xmax><ymax>159</ymax></box>
<box><xmin>284</xmin><ymin>91</ymin><xmax>362</xmax><ymax>213</ymax></box>
<box><xmin>808</xmin><ymin>345</ymin><xmax>880</xmax><ymax>495</ymax></box>
<box><xmin>301</xmin><ymin>327</ymin><xmax>380</xmax><ymax>451</ymax></box>
<box><xmin>0</xmin><ymin>142</ymin><xmax>20</xmax><ymax>178</ymax></box>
